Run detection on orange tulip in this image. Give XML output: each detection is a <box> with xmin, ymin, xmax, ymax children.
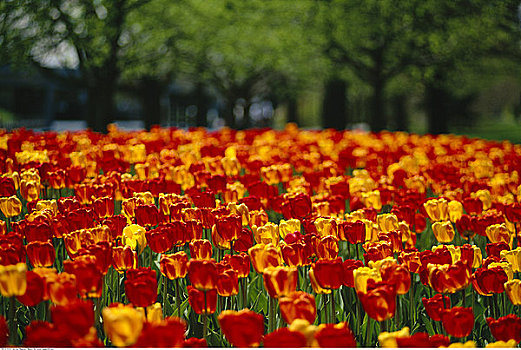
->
<box><xmin>263</xmin><ymin>266</ymin><xmax>298</xmax><ymax>298</ymax></box>
<box><xmin>187</xmin><ymin>259</ymin><xmax>217</xmax><ymax>291</ymax></box>
<box><xmin>279</xmin><ymin>291</ymin><xmax>316</xmax><ymax>324</ymax></box>
<box><xmin>189</xmin><ymin>239</ymin><xmax>213</xmax><ymax>260</ymax></box>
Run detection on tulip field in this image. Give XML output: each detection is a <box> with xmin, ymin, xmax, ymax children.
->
<box><xmin>2</xmin><ymin>123</ymin><xmax>521</xmax><ymax>347</ymax></box>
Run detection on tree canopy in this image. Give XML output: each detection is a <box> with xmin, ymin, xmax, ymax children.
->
<box><xmin>1</xmin><ymin>0</ymin><xmax>520</xmax><ymax>132</ymax></box>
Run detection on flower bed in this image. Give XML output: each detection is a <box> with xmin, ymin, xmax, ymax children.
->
<box><xmin>0</xmin><ymin>124</ymin><xmax>520</xmax><ymax>347</ymax></box>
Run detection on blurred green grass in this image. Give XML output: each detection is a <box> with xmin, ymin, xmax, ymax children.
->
<box><xmin>451</xmin><ymin>118</ymin><xmax>521</xmax><ymax>144</ymax></box>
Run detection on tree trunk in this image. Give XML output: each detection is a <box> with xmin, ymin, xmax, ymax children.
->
<box><xmin>369</xmin><ymin>77</ymin><xmax>386</xmax><ymax>132</ymax></box>
<box><xmin>391</xmin><ymin>94</ymin><xmax>408</xmax><ymax>131</ymax></box>
<box><xmin>321</xmin><ymin>78</ymin><xmax>347</xmax><ymax>130</ymax></box>
<box><xmin>240</xmin><ymin>100</ymin><xmax>252</xmax><ymax>130</ymax></box>
<box><xmin>195</xmin><ymin>83</ymin><xmax>208</xmax><ymax>127</ymax></box>
<box><xmin>368</xmin><ymin>45</ymin><xmax>387</xmax><ymax>132</ymax></box>
<box><xmin>223</xmin><ymin>98</ymin><xmax>236</xmax><ymax>129</ymax></box>
<box><xmin>87</xmin><ymin>79</ymin><xmax>115</xmax><ymax>133</ymax></box>
<box><xmin>287</xmin><ymin>96</ymin><xmax>299</xmax><ymax>126</ymax></box>
<box><xmin>141</xmin><ymin>78</ymin><xmax>162</xmax><ymax>130</ymax></box>
<box><xmin>425</xmin><ymin>82</ymin><xmax>449</xmax><ymax>135</ymax></box>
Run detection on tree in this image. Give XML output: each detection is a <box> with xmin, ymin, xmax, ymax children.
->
<box><xmin>1</xmin><ymin>0</ymin><xmax>179</xmax><ymax>132</ymax></box>
<box><xmin>314</xmin><ymin>0</ymin><xmax>418</xmax><ymax>131</ymax></box>
<box><xmin>409</xmin><ymin>0</ymin><xmax>521</xmax><ymax>134</ymax></box>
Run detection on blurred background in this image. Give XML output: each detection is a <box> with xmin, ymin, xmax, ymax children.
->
<box><xmin>1</xmin><ymin>0</ymin><xmax>521</xmax><ymax>141</ymax></box>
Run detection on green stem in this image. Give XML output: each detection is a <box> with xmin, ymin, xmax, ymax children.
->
<box><xmin>163</xmin><ymin>276</ymin><xmax>168</xmax><ymax>318</ymax></box>
<box><xmin>330</xmin><ymin>290</ymin><xmax>336</xmax><ymax>324</ymax></box>
<box><xmin>324</xmin><ymin>293</ymin><xmax>330</xmax><ymax>324</ymax></box>
<box><xmin>493</xmin><ymin>294</ymin><xmax>499</xmax><ymax>319</ymax></box>
<box><xmin>149</xmin><ymin>247</ymin><xmax>153</xmax><ymax>269</ymax></box>
<box><xmin>175</xmin><ymin>278</ymin><xmax>181</xmax><ymax>318</ymax></box>
<box><xmin>366</xmin><ymin>317</ymin><xmax>373</xmax><ymax>347</ymax></box>
<box><xmin>241</xmin><ymin>278</ymin><xmax>247</xmax><ymax>309</ymax></box>
<box><xmin>268</xmin><ymin>296</ymin><xmax>276</xmax><ymax>333</ymax></box>
<box><xmin>396</xmin><ymin>295</ymin><xmax>400</xmax><ymax>330</ymax></box>
<box><xmin>409</xmin><ymin>276</ymin><xmax>414</xmax><ymax>326</ymax></box>
<box><xmin>116</xmin><ymin>272</ymin><xmax>120</xmax><ymax>303</ymax></box>
<box><xmin>502</xmin><ymin>292</ymin><xmax>506</xmax><ymax>316</ymax></box>
<box><xmin>203</xmin><ymin>290</ymin><xmax>208</xmax><ymax>339</ymax></box>
<box><xmin>8</xmin><ymin>296</ymin><xmax>16</xmax><ymax>345</ymax></box>
<box><xmin>356</xmin><ymin>294</ymin><xmax>361</xmax><ymax>337</ymax></box>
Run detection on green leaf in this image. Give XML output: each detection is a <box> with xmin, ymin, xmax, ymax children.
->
<box><xmin>420</xmin><ymin>313</ymin><xmax>435</xmax><ymax>335</ymax></box>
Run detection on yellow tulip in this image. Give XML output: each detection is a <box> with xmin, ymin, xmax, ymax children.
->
<box><xmin>378</xmin><ymin>327</ymin><xmax>410</xmax><ymax>348</ymax></box>
<box><xmin>500</xmin><ymin>248</ymin><xmax>521</xmax><ymax>273</ymax></box>
<box><xmin>353</xmin><ymin>266</ymin><xmax>381</xmax><ymax>294</ymax></box>
<box><xmin>279</xmin><ymin>219</ymin><xmax>301</xmax><ymax>239</ymax></box>
<box><xmin>432</xmin><ymin>221</ymin><xmax>455</xmax><ymax>243</ymax></box>
<box><xmin>227</xmin><ymin>202</ymin><xmax>250</xmax><ymax>227</ymax></box>
<box><xmin>314</xmin><ymin>217</ymin><xmax>338</xmax><ymax>237</ymax></box>
<box><xmin>377</xmin><ymin>213</ymin><xmax>399</xmax><ymax>233</ymax></box>
<box><xmin>448</xmin><ymin>200</ymin><xmax>463</xmax><ymax>223</ymax></box>
<box><xmin>0</xmin><ymin>195</ymin><xmax>22</xmax><ymax>218</ymax></box>
<box><xmin>423</xmin><ymin>198</ymin><xmax>449</xmax><ymax>222</ymax></box>
<box><xmin>485</xmin><ymin>340</ymin><xmax>517</xmax><ymax>348</ymax></box>
<box><xmin>505</xmin><ymin>279</ymin><xmax>521</xmax><ymax>305</ymax></box>
<box><xmin>122</xmin><ymin>224</ymin><xmax>147</xmax><ymax>254</ymax></box>
<box><xmin>253</xmin><ymin>222</ymin><xmax>279</xmax><ymax>246</ymax></box>
<box><xmin>361</xmin><ymin>190</ymin><xmax>382</xmax><ymax>211</ymax></box>
<box><xmin>0</xmin><ymin>263</ymin><xmax>27</xmax><ymax>297</ymax></box>
<box><xmin>486</xmin><ymin>223</ymin><xmax>513</xmax><ymax>247</ymax></box>
<box><xmin>102</xmin><ymin>304</ymin><xmax>145</xmax><ymax>347</ymax></box>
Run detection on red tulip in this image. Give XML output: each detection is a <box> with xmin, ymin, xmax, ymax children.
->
<box><xmin>51</xmin><ymin>300</ymin><xmax>94</xmax><ymax>339</ymax></box>
<box><xmin>222</xmin><ymin>253</ymin><xmax>250</xmax><ymax>278</ymax></box>
<box><xmin>135</xmin><ymin>204</ymin><xmax>160</xmax><ymax>227</ymax></box>
<box><xmin>315</xmin><ymin>322</ymin><xmax>356</xmax><ymax>348</ymax></box>
<box><xmin>263</xmin><ymin>327</ymin><xmax>307</xmax><ymax>347</ymax></box>
<box><xmin>216</xmin><ymin>269</ymin><xmax>239</xmax><ymax>297</ymax></box>
<box><xmin>146</xmin><ymin>224</ymin><xmax>174</xmax><ymax>254</ymax></box>
<box><xmin>343</xmin><ymin>259</ymin><xmax>364</xmax><ymax>288</ymax></box>
<box><xmin>17</xmin><ymin>271</ymin><xmax>44</xmax><ymax>307</ymax></box>
<box><xmin>422</xmin><ymin>294</ymin><xmax>451</xmax><ymax>321</ymax></box>
<box><xmin>471</xmin><ymin>266</ymin><xmax>508</xmax><ymax>296</ymax></box>
<box><xmin>486</xmin><ymin>242</ymin><xmax>510</xmax><ymax>259</ymax></box>
<box><xmin>133</xmin><ymin>317</ymin><xmax>187</xmax><ymax>348</ymax></box>
<box><xmin>214</xmin><ymin>214</ymin><xmax>242</xmax><ymax>242</ymax></box>
<box><xmin>78</xmin><ymin>241</ymin><xmax>112</xmax><ymax>275</ymax></box>
<box><xmin>313</xmin><ymin>258</ymin><xmax>344</xmax><ymax>290</ymax></box>
<box><xmin>487</xmin><ymin>314</ymin><xmax>521</xmax><ymax>343</ymax></box>
<box><xmin>441</xmin><ymin>307</ymin><xmax>474</xmax><ymax>338</ymax></box>
<box><xmin>218</xmin><ymin>309</ymin><xmax>264</xmax><ymax>347</ymax></box>
<box><xmin>63</xmin><ymin>255</ymin><xmax>103</xmax><ymax>298</ymax></box>
<box><xmin>26</xmin><ymin>240</ymin><xmax>55</xmax><ymax>268</ymax></box>
<box><xmin>112</xmin><ymin>245</ymin><xmax>137</xmax><ymax>273</ymax></box>
<box><xmin>188</xmin><ymin>259</ymin><xmax>218</xmax><ymax>291</ymax></box>
<box><xmin>183</xmin><ymin>337</ymin><xmax>208</xmax><ymax>347</ymax></box>
<box><xmin>92</xmin><ymin>196</ymin><xmax>114</xmax><ymax>219</ymax></box>
<box><xmin>125</xmin><ymin>268</ymin><xmax>157</xmax><ymax>307</ymax></box>
<box><xmin>358</xmin><ymin>280</ymin><xmax>396</xmax><ymax>322</ymax></box>
<box><xmin>187</xmin><ymin>286</ymin><xmax>217</xmax><ymax>315</ymax></box>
